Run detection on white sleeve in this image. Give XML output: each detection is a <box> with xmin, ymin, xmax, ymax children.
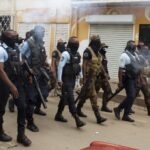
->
<box><xmin>0</xmin><ymin>47</ymin><xmax>8</xmax><ymax>63</ymax></box>
<box><xmin>57</xmin><ymin>51</ymin><xmax>70</xmax><ymax>82</ymax></box>
<box><xmin>119</xmin><ymin>53</ymin><xmax>127</xmax><ymax>68</ymax></box>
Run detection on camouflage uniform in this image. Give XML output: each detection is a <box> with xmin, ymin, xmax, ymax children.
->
<box><xmin>95</xmin><ymin>51</ymin><xmax>113</xmax><ymax>112</ymax></box>
<box><xmin>137</xmin><ymin>58</ymin><xmax>150</xmax><ymax>116</ymax></box>
<box><xmin>77</xmin><ymin>46</ymin><xmax>107</xmax><ymax>124</ymax></box>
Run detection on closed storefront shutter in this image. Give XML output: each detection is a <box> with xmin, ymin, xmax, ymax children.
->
<box><xmin>17</xmin><ymin>23</ymin><xmax>51</xmax><ymax>61</ymax></box>
<box><xmin>55</xmin><ymin>24</ymin><xmax>69</xmax><ymax>46</ymax></box>
<box><xmin>90</xmin><ymin>24</ymin><xmax>133</xmax><ymax>80</ymax></box>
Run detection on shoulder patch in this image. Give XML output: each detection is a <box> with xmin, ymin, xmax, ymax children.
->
<box><xmin>83</xmin><ymin>52</ymin><xmax>89</xmax><ymax>58</ymax></box>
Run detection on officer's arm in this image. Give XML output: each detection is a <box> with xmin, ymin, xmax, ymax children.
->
<box><xmin>51</xmin><ymin>51</ymin><xmax>58</xmax><ymax>78</ymax></box>
<box><xmin>0</xmin><ymin>62</ymin><xmax>19</xmax><ymax>98</ymax></box>
<box><xmin>118</xmin><ymin>54</ymin><xmax>126</xmax><ymax>88</ymax></box>
<box><xmin>20</xmin><ymin>41</ymin><xmax>30</xmax><ymax>60</ymax></box>
<box><xmin>0</xmin><ymin>63</ymin><xmax>15</xmax><ymax>89</ymax></box>
<box><xmin>57</xmin><ymin>52</ymin><xmax>69</xmax><ymax>82</ymax></box>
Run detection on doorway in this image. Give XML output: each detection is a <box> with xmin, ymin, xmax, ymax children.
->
<box><xmin>139</xmin><ymin>24</ymin><xmax>150</xmax><ymax>47</ymax></box>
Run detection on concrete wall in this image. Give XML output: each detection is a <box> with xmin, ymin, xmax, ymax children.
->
<box><xmin>14</xmin><ymin>0</ymin><xmax>71</xmax><ymax>55</ymax></box>
<box><xmin>71</xmin><ymin>5</ymin><xmax>150</xmax><ymax>44</ymax></box>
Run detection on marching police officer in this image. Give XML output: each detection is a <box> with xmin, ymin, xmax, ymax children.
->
<box><xmin>96</xmin><ymin>43</ymin><xmax>113</xmax><ymax>112</ymax></box>
<box><xmin>51</xmin><ymin>39</ymin><xmax>66</xmax><ymax>95</ymax></box>
<box><xmin>21</xmin><ymin>26</ymin><xmax>49</xmax><ymax>132</ymax></box>
<box><xmin>0</xmin><ymin>30</ymin><xmax>31</xmax><ymax>146</ymax></box>
<box><xmin>114</xmin><ymin>40</ymin><xmax>142</xmax><ymax>122</ymax></box>
<box><xmin>76</xmin><ymin>35</ymin><xmax>107</xmax><ymax>124</ymax></box>
<box><xmin>136</xmin><ymin>45</ymin><xmax>150</xmax><ymax>116</ymax></box>
<box><xmin>55</xmin><ymin>36</ymin><xmax>86</xmax><ymax>128</ymax></box>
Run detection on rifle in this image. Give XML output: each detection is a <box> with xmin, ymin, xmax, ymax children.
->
<box><xmin>75</xmin><ymin>79</ymin><xmax>92</xmax><ymax>104</ymax></box>
<box><xmin>105</xmin><ymin>86</ymin><xmax>124</xmax><ymax>102</ymax></box>
<box><xmin>23</xmin><ymin>60</ymin><xmax>47</xmax><ymax>109</ymax></box>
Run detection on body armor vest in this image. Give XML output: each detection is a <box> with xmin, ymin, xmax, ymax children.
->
<box><xmin>1</xmin><ymin>43</ymin><xmax>22</xmax><ymax>81</ymax></box>
<box><xmin>62</xmin><ymin>49</ymin><xmax>81</xmax><ymax>77</ymax></box>
<box><xmin>27</xmin><ymin>37</ymin><xmax>46</xmax><ymax>74</ymax></box>
<box><xmin>87</xmin><ymin>47</ymin><xmax>102</xmax><ymax>77</ymax></box>
<box><xmin>125</xmin><ymin>51</ymin><xmax>143</xmax><ymax>78</ymax></box>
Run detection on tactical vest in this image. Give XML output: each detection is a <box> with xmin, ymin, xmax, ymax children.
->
<box><xmin>125</xmin><ymin>51</ymin><xmax>143</xmax><ymax>78</ymax></box>
<box><xmin>1</xmin><ymin>43</ymin><xmax>22</xmax><ymax>81</ymax></box>
<box><xmin>62</xmin><ymin>49</ymin><xmax>81</xmax><ymax>77</ymax></box>
<box><xmin>87</xmin><ymin>47</ymin><xmax>102</xmax><ymax>77</ymax></box>
<box><xmin>27</xmin><ymin>37</ymin><xmax>46</xmax><ymax>74</ymax></box>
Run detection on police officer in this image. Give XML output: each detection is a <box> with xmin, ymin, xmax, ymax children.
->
<box><xmin>51</xmin><ymin>39</ymin><xmax>66</xmax><ymax>95</ymax></box>
<box><xmin>21</xmin><ymin>26</ymin><xmax>48</xmax><ymax>132</ymax></box>
<box><xmin>76</xmin><ymin>35</ymin><xmax>107</xmax><ymax>124</ymax></box>
<box><xmin>136</xmin><ymin>45</ymin><xmax>150</xmax><ymax>116</ymax></box>
<box><xmin>95</xmin><ymin>43</ymin><xmax>113</xmax><ymax>112</ymax></box>
<box><xmin>0</xmin><ymin>30</ymin><xmax>31</xmax><ymax>146</ymax></box>
<box><xmin>54</xmin><ymin>36</ymin><xmax>86</xmax><ymax>128</ymax></box>
<box><xmin>114</xmin><ymin>40</ymin><xmax>141</xmax><ymax>122</ymax></box>
<box><xmin>8</xmin><ymin>31</ymin><xmax>34</xmax><ymax>113</ymax></box>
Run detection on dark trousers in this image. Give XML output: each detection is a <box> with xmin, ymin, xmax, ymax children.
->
<box><xmin>0</xmin><ymin>80</ymin><xmax>9</xmax><ymax>131</ymax></box>
<box><xmin>25</xmin><ymin>83</ymin><xmax>37</xmax><ymax>124</ymax></box>
<box><xmin>36</xmin><ymin>78</ymin><xmax>49</xmax><ymax>110</ymax></box>
<box><xmin>0</xmin><ymin>79</ymin><xmax>26</xmax><ymax>136</ymax></box>
<box><xmin>118</xmin><ymin>77</ymin><xmax>137</xmax><ymax>116</ymax></box>
<box><xmin>57</xmin><ymin>76</ymin><xmax>77</xmax><ymax>116</ymax></box>
<box><xmin>14</xmin><ymin>81</ymin><xmax>27</xmax><ymax>136</ymax></box>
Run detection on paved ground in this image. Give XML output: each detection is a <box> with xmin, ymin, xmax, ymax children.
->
<box><xmin>0</xmin><ymin>95</ymin><xmax>150</xmax><ymax>150</ymax></box>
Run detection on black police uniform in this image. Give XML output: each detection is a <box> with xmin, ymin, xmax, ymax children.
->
<box><xmin>0</xmin><ymin>42</ymin><xmax>31</xmax><ymax>146</ymax></box>
<box><xmin>114</xmin><ymin>50</ymin><xmax>142</xmax><ymax>122</ymax></box>
<box><xmin>55</xmin><ymin>49</ymin><xmax>85</xmax><ymax>128</ymax></box>
<box><xmin>22</xmin><ymin>37</ymin><xmax>49</xmax><ymax>132</ymax></box>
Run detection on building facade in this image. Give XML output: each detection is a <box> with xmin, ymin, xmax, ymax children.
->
<box><xmin>1</xmin><ymin>0</ymin><xmax>150</xmax><ymax>79</ymax></box>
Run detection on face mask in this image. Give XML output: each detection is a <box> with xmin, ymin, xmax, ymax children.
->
<box><xmin>34</xmin><ymin>31</ymin><xmax>44</xmax><ymax>42</ymax></box>
<box><xmin>127</xmin><ymin>43</ymin><xmax>136</xmax><ymax>53</ymax></box>
<box><xmin>57</xmin><ymin>43</ymin><xmax>66</xmax><ymax>53</ymax></box>
<box><xmin>68</xmin><ymin>42</ymin><xmax>79</xmax><ymax>54</ymax></box>
<box><xmin>100</xmin><ymin>48</ymin><xmax>106</xmax><ymax>55</ymax></box>
<box><xmin>2</xmin><ymin>35</ymin><xmax>17</xmax><ymax>48</ymax></box>
<box><xmin>90</xmin><ymin>39</ymin><xmax>101</xmax><ymax>52</ymax></box>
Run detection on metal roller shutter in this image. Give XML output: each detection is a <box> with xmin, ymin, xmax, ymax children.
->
<box><xmin>55</xmin><ymin>24</ymin><xmax>69</xmax><ymax>46</ymax></box>
<box><xmin>90</xmin><ymin>24</ymin><xmax>133</xmax><ymax>80</ymax></box>
<box><xmin>17</xmin><ymin>23</ymin><xmax>51</xmax><ymax>61</ymax></box>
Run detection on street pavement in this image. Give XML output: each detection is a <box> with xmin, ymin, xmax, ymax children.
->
<box><xmin>0</xmin><ymin>95</ymin><xmax>150</xmax><ymax>150</ymax></box>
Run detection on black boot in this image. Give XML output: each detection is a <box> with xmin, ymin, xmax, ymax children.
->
<box><xmin>129</xmin><ymin>109</ymin><xmax>135</xmax><ymax>115</ymax></box>
<box><xmin>101</xmin><ymin>105</ymin><xmax>112</xmax><ymax>113</ymax></box>
<box><xmin>73</xmin><ymin>114</ymin><xmax>86</xmax><ymax>128</ymax></box>
<box><xmin>27</xmin><ymin>121</ymin><xmax>39</xmax><ymax>132</ymax></box>
<box><xmin>122</xmin><ymin>115</ymin><xmax>135</xmax><ymax>122</ymax></box>
<box><xmin>94</xmin><ymin>110</ymin><xmax>107</xmax><ymax>124</ymax></box>
<box><xmin>114</xmin><ymin>107</ymin><xmax>121</xmax><ymax>120</ymax></box>
<box><xmin>146</xmin><ymin>106</ymin><xmax>150</xmax><ymax>116</ymax></box>
<box><xmin>17</xmin><ymin>135</ymin><xmax>31</xmax><ymax>146</ymax></box>
<box><xmin>0</xmin><ymin>129</ymin><xmax>12</xmax><ymax>142</ymax></box>
<box><xmin>34</xmin><ymin>108</ymin><xmax>46</xmax><ymax>116</ymax></box>
<box><xmin>8</xmin><ymin>98</ymin><xmax>15</xmax><ymax>112</ymax></box>
<box><xmin>55</xmin><ymin>113</ymin><xmax>68</xmax><ymax>122</ymax></box>
<box><xmin>77</xmin><ymin>106</ymin><xmax>87</xmax><ymax>118</ymax></box>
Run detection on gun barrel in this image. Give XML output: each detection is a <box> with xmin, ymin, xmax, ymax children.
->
<box><xmin>105</xmin><ymin>87</ymin><xmax>124</xmax><ymax>102</ymax></box>
<box><xmin>23</xmin><ymin>60</ymin><xmax>47</xmax><ymax>109</ymax></box>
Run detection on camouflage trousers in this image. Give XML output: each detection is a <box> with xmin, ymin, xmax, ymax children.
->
<box><xmin>95</xmin><ymin>76</ymin><xmax>113</xmax><ymax>107</ymax></box>
<box><xmin>77</xmin><ymin>76</ymin><xmax>99</xmax><ymax>112</ymax></box>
